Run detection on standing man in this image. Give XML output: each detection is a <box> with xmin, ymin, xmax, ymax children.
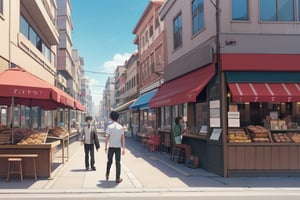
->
<box><xmin>105</xmin><ymin>111</ymin><xmax>125</xmax><ymax>183</ymax></box>
<box><xmin>81</xmin><ymin>116</ymin><xmax>100</xmax><ymax>171</ymax></box>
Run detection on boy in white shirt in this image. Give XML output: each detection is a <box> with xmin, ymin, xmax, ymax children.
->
<box><xmin>105</xmin><ymin>111</ymin><xmax>125</xmax><ymax>183</ymax></box>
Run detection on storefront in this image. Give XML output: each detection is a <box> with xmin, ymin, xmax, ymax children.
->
<box><xmin>113</xmin><ymin>99</ymin><xmax>136</xmax><ymax>137</ymax></box>
<box><xmin>130</xmin><ymin>90</ymin><xmax>157</xmax><ymax>135</ymax></box>
<box><xmin>0</xmin><ymin>67</ymin><xmax>85</xmax><ymax>178</ymax></box>
<box><xmin>150</xmin><ymin>63</ymin><xmax>216</xmax><ymax>169</ymax></box>
<box><xmin>150</xmin><ymin>52</ymin><xmax>300</xmax><ymax>177</ymax></box>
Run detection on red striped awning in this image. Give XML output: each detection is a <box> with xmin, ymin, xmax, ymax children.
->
<box><xmin>228</xmin><ymin>83</ymin><xmax>300</xmax><ymax>102</ymax></box>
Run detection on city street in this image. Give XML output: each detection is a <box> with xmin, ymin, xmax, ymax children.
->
<box><xmin>1</xmin><ymin>134</ymin><xmax>300</xmax><ymax>199</ymax></box>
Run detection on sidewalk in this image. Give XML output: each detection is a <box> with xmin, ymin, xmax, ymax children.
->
<box><xmin>1</xmin><ymin>135</ymin><xmax>300</xmax><ymax>194</ymax></box>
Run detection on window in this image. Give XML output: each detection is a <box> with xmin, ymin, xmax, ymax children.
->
<box><xmin>192</xmin><ymin>0</ymin><xmax>205</xmax><ymax>35</ymax></box>
<box><xmin>0</xmin><ymin>0</ymin><xmax>3</xmax><ymax>15</ymax></box>
<box><xmin>298</xmin><ymin>0</ymin><xmax>300</xmax><ymax>20</ymax></box>
<box><xmin>149</xmin><ymin>25</ymin><xmax>153</xmax><ymax>37</ymax></box>
<box><xmin>232</xmin><ymin>0</ymin><xmax>249</xmax><ymax>20</ymax></box>
<box><xmin>260</xmin><ymin>0</ymin><xmax>296</xmax><ymax>21</ymax></box>
<box><xmin>173</xmin><ymin>13</ymin><xmax>182</xmax><ymax>49</ymax></box>
<box><xmin>20</xmin><ymin>16</ymin><xmax>29</xmax><ymax>38</ymax></box>
<box><xmin>20</xmin><ymin>15</ymin><xmax>51</xmax><ymax>62</ymax></box>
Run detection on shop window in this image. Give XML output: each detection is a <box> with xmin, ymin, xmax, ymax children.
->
<box><xmin>260</xmin><ymin>0</ymin><xmax>296</xmax><ymax>21</ymax></box>
<box><xmin>232</xmin><ymin>0</ymin><xmax>249</xmax><ymax>21</ymax></box>
<box><xmin>0</xmin><ymin>106</ymin><xmax>7</xmax><ymax>127</ymax></box>
<box><xmin>192</xmin><ymin>0</ymin><xmax>205</xmax><ymax>35</ymax></box>
<box><xmin>196</xmin><ymin>102</ymin><xmax>208</xmax><ymax>128</ymax></box>
<box><xmin>173</xmin><ymin>13</ymin><xmax>182</xmax><ymax>49</ymax></box>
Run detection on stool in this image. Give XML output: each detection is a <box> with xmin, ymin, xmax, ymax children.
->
<box><xmin>172</xmin><ymin>147</ymin><xmax>185</xmax><ymax>163</ymax></box>
<box><xmin>7</xmin><ymin>158</ymin><xmax>23</xmax><ymax>182</ymax></box>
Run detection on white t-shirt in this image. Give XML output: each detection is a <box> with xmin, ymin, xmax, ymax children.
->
<box><xmin>106</xmin><ymin>122</ymin><xmax>123</xmax><ymax>148</ymax></box>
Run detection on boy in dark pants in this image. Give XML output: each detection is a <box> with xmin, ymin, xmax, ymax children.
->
<box><xmin>81</xmin><ymin>116</ymin><xmax>100</xmax><ymax>171</ymax></box>
<box><xmin>105</xmin><ymin>111</ymin><xmax>125</xmax><ymax>183</ymax></box>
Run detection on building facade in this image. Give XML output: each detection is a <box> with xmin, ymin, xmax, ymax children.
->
<box><xmin>153</xmin><ymin>0</ymin><xmax>300</xmax><ymax>177</ymax></box>
<box><xmin>131</xmin><ymin>0</ymin><xmax>167</xmax><ymax>133</ymax></box>
<box><xmin>0</xmin><ymin>0</ymin><xmax>59</xmax><ymax>83</ymax></box>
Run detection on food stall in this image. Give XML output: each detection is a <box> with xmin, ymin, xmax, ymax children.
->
<box><xmin>0</xmin><ymin>67</ymin><xmax>85</xmax><ymax>179</ymax></box>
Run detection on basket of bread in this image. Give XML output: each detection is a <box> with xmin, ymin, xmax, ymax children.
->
<box><xmin>18</xmin><ymin>131</ymin><xmax>48</xmax><ymax>145</ymax></box>
<box><xmin>290</xmin><ymin>133</ymin><xmax>300</xmax><ymax>143</ymax></box>
<box><xmin>247</xmin><ymin>125</ymin><xmax>271</xmax><ymax>143</ymax></box>
<box><xmin>272</xmin><ymin>133</ymin><xmax>293</xmax><ymax>143</ymax></box>
<box><xmin>228</xmin><ymin>129</ymin><xmax>251</xmax><ymax>143</ymax></box>
<box><xmin>48</xmin><ymin>126</ymin><xmax>69</xmax><ymax>137</ymax></box>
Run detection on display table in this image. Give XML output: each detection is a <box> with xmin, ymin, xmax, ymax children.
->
<box><xmin>47</xmin><ymin>135</ymin><xmax>69</xmax><ymax>164</ymax></box>
<box><xmin>0</xmin><ymin>142</ymin><xmax>59</xmax><ymax>178</ymax></box>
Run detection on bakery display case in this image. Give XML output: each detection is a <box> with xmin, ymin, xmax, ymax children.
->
<box><xmin>0</xmin><ymin>127</ymin><xmax>67</xmax><ymax>178</ymax></box>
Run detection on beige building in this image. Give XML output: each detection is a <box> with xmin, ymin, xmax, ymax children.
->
<box><xmin>0</xmin><ymin>0</ymin><xmax>59</xmax><ymax>83</ymax></box>
<box><xmin>156</xmin><ymin>0</ymin><xmax>300</xmax><ymax>177</ymax></box>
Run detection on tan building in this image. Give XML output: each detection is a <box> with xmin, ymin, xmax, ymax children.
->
<box><xmin>56</xmin><ymin>0</ymin><xmax>73</xmax><ymax>90</ymax></box>
<box><xmin>0</xmin><ymin>0</ymin><xmax>59</xmax><ymax>83</ymax></box>
<box><xmin>131</xmin><ymin>0</ymin><xmax>167</xmax><ymax>132</ymax></box>
<box><xmin>154</xmin><ymin>0</ymin><xmax>300</xmax><ymax>177</ymax></box>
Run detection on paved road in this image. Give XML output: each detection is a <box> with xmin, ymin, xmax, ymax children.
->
<box><xmin>1</xmin><ymin>192</ymin><xmax>300</xmax><ymax>200</ymax></box>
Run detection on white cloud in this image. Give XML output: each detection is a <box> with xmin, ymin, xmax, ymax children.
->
<box><xmin>102</xmin><ymin>53</ymin><xmax>131</xmax><ymax>73</ymax></box>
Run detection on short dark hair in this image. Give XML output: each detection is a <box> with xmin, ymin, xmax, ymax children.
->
<box><xmin>110</xmin><ymin>111</ymin><xmax>119</xmax><ymax>121</ymax></box>
<box><xmin>85</xmin><ymin>116</ymin><xmax>92</xmax><ymax>122</ymax></box>
<box><xmin>175</xmin><ymin>116</ymin><xmax>183</xmax><ymax>125</ymax></box>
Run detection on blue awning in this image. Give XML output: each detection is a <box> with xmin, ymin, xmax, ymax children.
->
<box><xmin>129</xmin><ymin>90</ymin><xmax>157</xmax><ymax>111</ymax></box>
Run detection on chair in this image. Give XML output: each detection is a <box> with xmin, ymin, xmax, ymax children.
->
<box><xmin>147</xmin><ymin>135</ymin><xmax>160</xmax><ymax>152</ymax></box>
<box><xmin>7</xmin><ymin>158</ymin><xmax>23</xmax><ymax>182</ymax></box>
<box><xmin>170</xmin><ymin>133</ymin><xmax>192</xmax><ymax>164</ymax></box>
<box><xmin>170</xmin><ymin>133</ymin><xmax>185</xmax><ymax>163</ymax></box>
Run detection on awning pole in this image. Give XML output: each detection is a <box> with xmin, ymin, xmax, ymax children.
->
<box><xmin>11</xmin><ymin>96</ymin><xmax>14</xmax><ymax>144</ymax></box>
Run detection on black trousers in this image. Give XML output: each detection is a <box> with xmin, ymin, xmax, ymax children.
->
<box><xmin>106</xmin><ymin>147</ymin><xmax>121</xmax><ymax>179</ymax></box>
<box><xmin>84</xmin><ymin>144</ymin><xmax>95</xmax><ymax>169</ymax></box>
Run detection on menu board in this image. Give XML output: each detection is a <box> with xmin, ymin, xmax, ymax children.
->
<box><xmin>210</xmin><ymin>128</ymin><xmax>222</xmax><ymax>141</ymax></box>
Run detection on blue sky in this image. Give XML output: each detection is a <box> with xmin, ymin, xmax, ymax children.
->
<box><xmin>71</xmin><ymin>0</ymin><xmax>150</xmax><ymax>104</ymax></box>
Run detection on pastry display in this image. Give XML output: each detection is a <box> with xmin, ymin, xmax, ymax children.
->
<box><xmin>18</xmin><ymin>132</ymin><xmax>47</xmax><ymax>144</ymax></box>
<box><xmin>12</xmin><ymin>128</ymin><xmax>32</xmax><ymax>144</ymax></box>
<box><xmin>290</xmin><ymin>133</ymin><xmax>300</xmax><ymax>143</ymax></box>
<box><xmin>247</xmin><ymin>125</ymin><xmax>271</xmax><ymax>143</ymax></box>
<box><xmin>272</xmin><ymin>133</ymin><xmax>292</xmax><ymax>143</ymax></box>
<box><xmin>48</xmin><ymin>126</ymin><xmax>69</xmax><ymax>137</ymax></box>
<box><xmin>228</xmin><ymin>129</ymin><xmax>251</xmax><ymax>143</ymax></box>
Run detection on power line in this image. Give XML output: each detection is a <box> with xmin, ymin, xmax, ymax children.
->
<box><xmin>85</xmin><ymin>70</ymin><xmax>114</xmax><ymax>75</ymax></box>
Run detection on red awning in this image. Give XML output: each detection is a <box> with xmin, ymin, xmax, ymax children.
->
<box><xmin>228</xmin><ymin>83</ymin><xmax>300</xmax><ymax>102</ymax></box>
<box><xmin>75</xmin><ymin>100</ymin><xmax>85</xmax><ymax>111</ymax></box>
<box><xmin>149</xmin><ymin>64</ymin><xmax>215</xmax><ymax>108</ymax></box>
<box><xmin>0</xmin><ymin>67</ymin><xmax>58</xmax><ymax>101</ymax></box>
<box><xmin>0</xmin><ymin>67</ymin><xmax>85</xmax><ymax>111</ymax></box>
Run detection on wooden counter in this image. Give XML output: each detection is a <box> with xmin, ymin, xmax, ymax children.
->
<box><xmin>0</xmin><ymin>142</ymin><xmax>59</xmax><ymax>179</ymax></box>
<box><xmin>227</xmin><ymin>142</ymin><xmax>300</xmax><ymax>177</ymax></box>
<box><xmin>183</xmin><ymin>134</ymin><xmax>208</xmax><ymax>169</ymax></box>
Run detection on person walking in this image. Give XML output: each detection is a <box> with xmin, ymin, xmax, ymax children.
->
<box><xmin>81</xmin><ymin>116</ymin><xmax>100</xmax><ymax>171</ymax></box>
<box><xmin>105</xmin><ymin>111</ymin><xmax>125</xmax><ymax>183</ymax></box>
